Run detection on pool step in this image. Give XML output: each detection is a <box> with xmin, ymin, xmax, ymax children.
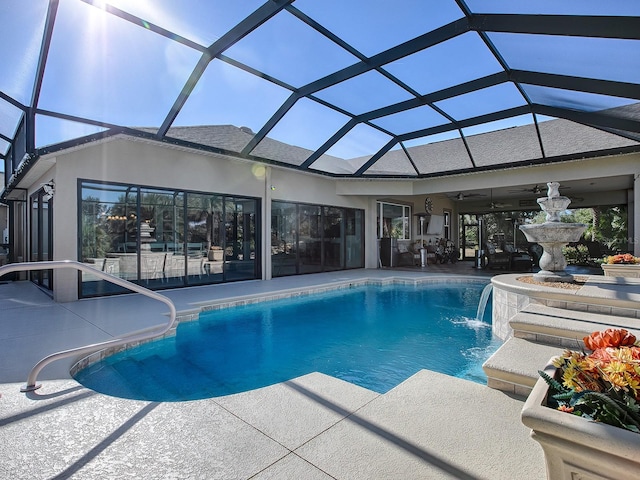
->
<box><xmin>77</xmin><ymin>362</ymin><xmax>144</xmax><ymax>400</ymax></box>
<box><xmin>482</xmin><ymin>338</ymin><xmax>562</xmax><ymax>398</ymax></box>
<box><xmin>110</xmin><ymin>358</ymin><xmax>175</xmax><ymax>398</ymax></box>
<box><xmin>483</xmin><ymin>304</ymin><xmax>640</xmax><ymax>398</ymax></box>
<box><xmin>511</xmin><ymin>303</ymin><xmax>640</xmax><ymax>348</ymax></box>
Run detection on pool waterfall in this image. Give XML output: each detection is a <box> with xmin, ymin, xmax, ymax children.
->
<box><xmin>475</xmin><ymin>283</ymin><xmax>493</xmax><ymax>323</ymax></box>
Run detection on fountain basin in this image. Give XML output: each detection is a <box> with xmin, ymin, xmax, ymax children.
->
<box><xmin>537</xmin><ymin>196</ymin><xmax>572</xmax><ymax>222</ymax></box>
<box><xmin>520</xmin><ymin>222</ymin><xmax>586</xmax><ymax>282</ymax></box>
<box><xmin>519</xmin><ymin>223</ymin><xmax>585</xmax><ymax>244</ymax></box>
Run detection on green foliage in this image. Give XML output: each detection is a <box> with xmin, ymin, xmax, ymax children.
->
<box><xmin>577</xmin><ymin>392</ymin><xmax>640</xmax><ymax>433</ymax></box>
<box><xmin>81</xmin><ymin>215</ymin><xmax>112</xmax><ymax>260</ymax></box>
<box><xmin>539</xmin><ymin>369</ymin><xmax>640</xmax><ymax>434</ymax></box>
<box><xmin>562</xmin><ymin>244</ymin><xmax>589</xmax><ymax>265</ymax></box>
<box><xmin>565</xmin><ymin>206</ymin><xmax>628</xmax><ymax>251</ymax></box>
<box><xmin>538</xmin><ymin>369</ymin><xmax>565</xmax><ymax>393</ymax></box>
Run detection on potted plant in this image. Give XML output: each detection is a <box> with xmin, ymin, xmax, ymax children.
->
<box><xmin>208</xmin><ymin>245</ymin><xmax>223</xmax><ymax>261</ymax></box>
<box><xmin>522</xmin><ymin>328</ymin><xmax>640</xmax><ymax>479</ymax></box>
<box><xmin>601</xmin><ymin>253</ymin><xmax>640</xmax><ymax>278</ymax></box>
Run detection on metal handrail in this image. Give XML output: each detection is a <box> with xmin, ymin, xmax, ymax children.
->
<box><xmin>0</xmin><ymin>260</ymin><xmax>177</xmax><ymax>393</ymax></box>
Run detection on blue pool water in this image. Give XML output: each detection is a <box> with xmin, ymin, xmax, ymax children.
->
<box><xmin>75</xmin><ymin>282</ymin><xmax>500</xmax><ymax>401</ymax></box>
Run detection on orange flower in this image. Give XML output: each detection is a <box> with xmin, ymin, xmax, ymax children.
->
<box><xmin>545</xmin><ymin>329</ymin><xmax>640</xmax><ymax>432</ymax></box>
<box><xmin>606</xmin><ymin>253</ymin><xmax>640</xmax><ymax>264</ymax></box>
<box><xmin>584</xmin><ymin>328</ymin><xmax>637</xmax><ymax>350</ymax></box>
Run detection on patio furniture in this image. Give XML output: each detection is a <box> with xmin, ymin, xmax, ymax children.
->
<box><xmin>484</xmin><ymin>242</ymin><xmax>511</xmax><ymax>270</ymax></box>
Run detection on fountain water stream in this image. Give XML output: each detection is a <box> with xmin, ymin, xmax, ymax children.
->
<box><xmin>475</xmin><ymin>283</ymin><xmax>493</xmax><ymax>323</ymax></box>
<box><xmin>519</xmin><ymin>182</ymin><xmax>586</xmax><ymax>282</ymax></box>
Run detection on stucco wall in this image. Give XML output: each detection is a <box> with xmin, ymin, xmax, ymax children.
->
<box><xmin>43</xmin><ymin>137</ymin><xmax>372</xmax><ymax>301</ymax></box>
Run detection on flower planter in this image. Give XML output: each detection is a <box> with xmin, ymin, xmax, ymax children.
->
<box><xmin>601</xmin><ymin>263</ymin><xmax>640</xmax><ymax>278</ymax></box>
<box><xmin>208</xmin><ymin>250</ymin><xmax>223</xmax><ymax>261</ymax></box>
<box><xmin>521</xmin><ymin>362</ymin><xmax>640</xmax><ymax>480</ymax></box>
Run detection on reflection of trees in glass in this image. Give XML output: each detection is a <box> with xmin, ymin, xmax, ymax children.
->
<box><xmin>598</xmin><ymin>206</ymin><xmax>628</xmax><ymax>251</ymax></box>
<box><xmin>140</xmin><ymin>190</ymin><xmax>185</xmax><ymax>246</ymax></box>
<box><xmin>186</xmin><ymin>193</ymin><xmax>223</xmax><ymax>249</ymax></box>
<box><xmin>81</xmin><ymin>196</ymin><xmax>112</xmax><ymax>259</ymax></box>
<box><xmin>378</xmin><ymin>202</ymin><xmax>410</xmax><ymax>239</ymax></box>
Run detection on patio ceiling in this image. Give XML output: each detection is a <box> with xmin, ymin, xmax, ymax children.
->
<box><xmin>2</xmin><ymin>0</ymin><xmax>640</xmax><ymax>181</ymax></box>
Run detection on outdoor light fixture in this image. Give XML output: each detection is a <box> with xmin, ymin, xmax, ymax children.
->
<box><xmin>41</xmin><ymin>181</ymin><xmax>55</xmax><ymax>201</ymax></box>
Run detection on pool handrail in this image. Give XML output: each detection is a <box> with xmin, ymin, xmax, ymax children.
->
<box><xmin>0</xmin><ymin>260</ymin><xmax>177</xmax><ymax>393</ymax></box>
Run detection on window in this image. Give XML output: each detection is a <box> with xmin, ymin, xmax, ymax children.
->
<box><xmin>377</xmin><ymin>201</ymin><xmax>410</xmax><ymax>239</ymax></box>
<box><xmin>443</xmin><ymin>209</ymin><xmax>451</xmax><ymax>240</ymax></box>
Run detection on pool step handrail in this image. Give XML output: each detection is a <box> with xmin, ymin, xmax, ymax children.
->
<box><xmin>0</xmin><ymin>260</ymin><xmax>177</xmax><ymax>393</ymax></box>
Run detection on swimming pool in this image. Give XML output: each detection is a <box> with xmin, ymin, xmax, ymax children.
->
<box><xmin>74</xmin><ymin>281</ymin><xmax>500</xmax><ymax>401</ymax></box>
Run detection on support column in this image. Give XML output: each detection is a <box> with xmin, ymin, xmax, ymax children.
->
<box><xmin>264</xmin><ymin>166</ymin><xmax>272</xmax><ymax>280</ymax></box>
<box><xmin>632</xmin><ymin>173</ymin><xmax>639</xmax><ymax>256</ymax></box>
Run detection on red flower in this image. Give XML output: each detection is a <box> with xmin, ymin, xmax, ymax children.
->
<box><xmin>583</xmin><ymin>328</ymin><xmax>636</xmax><ymax>351</ymax></box>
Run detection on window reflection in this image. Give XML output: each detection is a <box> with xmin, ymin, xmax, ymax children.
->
<box><xmin>80</xmin><ymin>181</ymin><xmax>259</xmax><ymax>297</ymax></box>
<box><xmin>271</xmin><ymin>201</ymin><xmax>364</xmax><ymax>277</ymax></box>
<box><xmin>377</xmin><ymin>201</ymin><xmax>411</xmax><ymax>240</ymax></box>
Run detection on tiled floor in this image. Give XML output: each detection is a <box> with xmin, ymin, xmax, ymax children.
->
<box><xmin>1</xmin><ymin>266</ymin><xmax>550</xmax><ymax>479</ymax></box>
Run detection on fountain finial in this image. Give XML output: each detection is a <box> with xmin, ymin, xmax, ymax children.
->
<box><xmin>538</xmin><ymin>182</ymin><xmax>570</xmax><ymax>223</ymax></box>
<box><xmin>547</xmin><ymin>182</ymin><xmax>560</xmax><ymax>198</ymax></box>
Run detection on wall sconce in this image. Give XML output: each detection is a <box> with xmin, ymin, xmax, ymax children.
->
<box><xmin>270</xmin><ymin>185</ymin><xmax>276</xmax><ymax>191</ymax></box>
<box><xmin>41</xmin><ymin>181</ymin><xmax>55</xmax><ymax>202</ymax></box>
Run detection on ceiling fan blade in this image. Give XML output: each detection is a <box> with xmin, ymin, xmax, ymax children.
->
<box><xmin>452</xmin><ymin>192</ymin><xmax>486</xmax><ymax>200</ymax></box>
<box><xmin>508</xmin><ymin>185</ymin><xmax>543</xmax><ymax>194</ymax></box>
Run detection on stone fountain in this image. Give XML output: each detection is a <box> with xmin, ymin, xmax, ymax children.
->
<box><xmin>519</xmin><ymin>182</ymin><xmax>586</xmax><ymax>282</ymax></box>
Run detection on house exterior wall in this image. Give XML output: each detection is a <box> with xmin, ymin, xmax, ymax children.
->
<box><xmin>13</xmin><ymin>136</ymin><xmax>640</xmax><ymax>302</ymax></box>
<box><xmin>36</xmin><ymin>137</ymin><xmax>371</xmax><ymax>301</ymax></box>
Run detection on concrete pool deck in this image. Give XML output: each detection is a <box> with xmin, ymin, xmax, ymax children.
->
<box><xmin>1</xmin><ymin>267</ymin><xmax>547</xmax><ymax>479</ymax></box>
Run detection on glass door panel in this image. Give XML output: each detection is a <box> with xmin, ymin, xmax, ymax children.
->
<box><xmin>80</xmin><ymin>183</ymin><xmax>138</xmax><ymax>296</ymax></box>
<box><xmin>224</xmin><ymin>197</ymin><xmax>258</xmax><ymax>281</ymax></box>
<box><xmin>299</xmin><ymin>205</ymin><xmax>322</xmax><ymax>274</ymax></box>
<box><xmin>185</xmin><ymin>193</ymin><xmax>222</xmax><ymax>285</ymax></box>
<box><xmin>271</xmin><ymin>201</ymin><xmax>298</xmax><ymax>276</ymax></box>
<box><xmin>323</xmin><ymin>207</ymin><xmax>343</xmax><ymax>271</ymax></box>
<box><xmin>29</xmin><ymin>190</ymin><xmax>52</xmax><ymax>290</ymax></box>
<box><xmin>345</xmin><ymin>209</ymin><xmax>364</xmax><ymax>269</ymax></box>
<box><xmin>140</xmin><ymin>188</ymin><xmax>184</xmax><ymax>288</ymax></box>
<box><xmin>461</xmin><ymin>214</ymin><xmax>479</xmax><ymax>261</ymax></box>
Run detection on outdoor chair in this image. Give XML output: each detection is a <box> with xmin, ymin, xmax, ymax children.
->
<box><xmin>484</xmin><ymin>242</ymin><xmax>511</xmax><ymax>270</ymax></box>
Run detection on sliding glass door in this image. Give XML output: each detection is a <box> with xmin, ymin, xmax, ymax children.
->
<box><xmin>30</xmin><ymin>189</ymin><xmax>53</xmax><ymax>290</ymax></box>
<box><xmin>79</xmin><ymin>181</ymin><xmax>260</xmax><ymax>297</ymax></box>
<box><xmin>271</xmin><ymin>201</ymin><xmax>364</xmax><ymax>277</ymax></box>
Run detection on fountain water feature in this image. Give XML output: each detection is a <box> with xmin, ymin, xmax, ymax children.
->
<box><xmin>475</xmin><ymin>283</ymin><xmax>493</xmax><ymax>322</ymax></box>
<box><xmin>519</xmin><ymin>182</ymin><xmax>586</xmax><ymax>282</ymax></box>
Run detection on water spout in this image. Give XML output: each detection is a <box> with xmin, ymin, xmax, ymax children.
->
<box><xmin>476</xmin><ymin>284</ymin><xmax>493</xmax><ymax>323</ymax></box>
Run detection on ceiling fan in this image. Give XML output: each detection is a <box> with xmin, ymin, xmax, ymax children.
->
<box><xmin>486</xmin><ymin>189</ymin><xmax>511</xmax><ymax>209</ymax></box>
<box><xmin>450</xmin><ymin>192</ymin><xmax>486</xmax><ymax>201</ymax></box>
<box><xmin>509</xmin><ymin>184</ymin><xmax>570</xmax><ymax>195</ymax></box>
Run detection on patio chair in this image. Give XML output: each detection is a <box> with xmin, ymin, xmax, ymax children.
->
<box><xmin>484</xmin><ymin>242</ymin><xmax>511</xmax><ymax>270</ymax></box>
